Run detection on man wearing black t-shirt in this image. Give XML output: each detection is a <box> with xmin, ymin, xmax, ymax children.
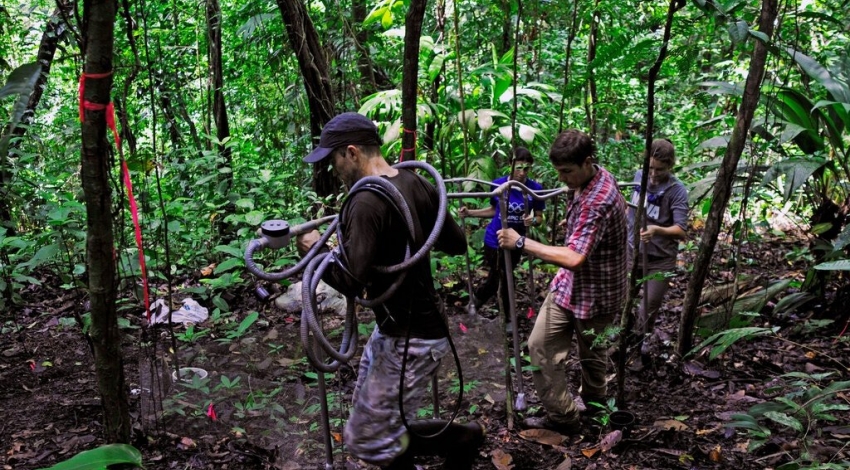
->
<box><xmin>296</xmin><ymin>112</ymin><xmax>484</xmax><ymax>470</ymax></box>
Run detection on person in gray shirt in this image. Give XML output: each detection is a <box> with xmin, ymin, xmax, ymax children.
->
<box><xmin>627</xmin><ymin>139</ymin><xmax>689</xmax><ymax>371</ymax></box>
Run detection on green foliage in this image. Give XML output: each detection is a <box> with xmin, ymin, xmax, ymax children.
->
<box><xmin>588</xmin><ymin>397</ymin><xmax>618</xmax><ymax>426</ymax></box>
<box><xmin>814</xmin><ymin>259</ymin><xmax>850</xmax><ymax>271</ymax></box>
<box><xmin>215</xmin><ymin>311</ymin><xmax>259</xmax><ymax>343</ymax></box>
<box><xmin>727</xmin><ymin>372</ymin><xmax>850</xmax><ymax>466</ymax></box>
<box><xmin>234</xmin><ymin>386</ymin><xmax>285</xmax><ymax>420</ymax></box>
<box><xmin>0</xmin><ymin>62</ymin><xmax>41</xmax><ymax>156</ymax></box>
<box><xmin>175</xmin><ymin>324</ymin><xmax>209</xmax><ymax>343</ymax></box>
<box><xmin>0</xmin><ymin>226</ymin><xmax>40</xmax><ymax>309</ymax></box>
<box><xmin>36</xmin><ymin>443</ymin><xmax>143</xmax><ymax>470</ymax></box>
<box><xmin>448</xmin><ymin>378</ymin><xmax>479</xmax><ymax>395</ymax></box>
<box><xmin>583</xmin><ymin>324</ymin><xmax>622</xmax><ymax>350</ymax></box>
<box><xmin>689</xmin><ymin>326</ymin><xmax>778</xmax><ymax>361</ymax></box>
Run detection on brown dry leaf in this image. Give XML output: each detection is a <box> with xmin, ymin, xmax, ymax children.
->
<box><xmin>696</xmin><ymin>423</ymin><xmax>722</xmax><ymax>435</ymax></box>
<box><xmin>277</xmin><ymin>357</ymin><xmax>297</xmax><ymax>367</ymax></box>
<box><xmin>518</xmin><ymin>428</ymin><xmax>565</xmax><ymax>446</ymax></box>
<box><xmin>200</xmin><ymin>264</ymin><xmax>216</xmax><ymax>277</ymax></box>
<box><xmin>726</xmin><ymin>390</ymin><xmax>759</xmax><ymax>403</ymax></box>
<box><xmin>7</xmin><ymin>441</ymin><xmax>23</xmax><ymax>455</ymax></box>
<box><xmin>490</xmin><ymin>448</ymin><xmax>514</xmax><ymax>470</ymax></box>
<box><xmin>599</xmin><ymin>430</ymin><xmax>622</xmax><ymax>452</ymax></box>
<box><xmin>553</xmin><ymin>456</ymin><xmax>572</xmax><ymax>470</ymax></box>
<box><xmin>332</xmin><ymin>432</ymin><xmax>342</xmax><ymax>443</ymax></box>
<box><xmin>734</xmin><ymin>440</ymin><xmax>749</xmax><ymax>452</ymax></box>
<box><xmin>653</xmin><ymin>419</ymin><xmax>689</xmax><ymax>431</ymax></box>
<box><xmin>263</xmin><ymin>328</ymin><xmax>279</xmax><ymax>342</ymax></box>
<box><xmin>179</xmin><ymin>436</ymin><xmax>197</xmax><ymax>449</ymax></box>
<box><xmin>581</xmin><ymin>446</ymin><xmax>599</xmax><ymax>458</ymax></box>
<box><xmin>805</xmin><ymin>351</ymin><xmax>817</xmax><ymax>359</ymax></box>
<box><xmin>709</xmin><ymin>445</ymin><xmax>723</xmax><ymax>462</ymax></box>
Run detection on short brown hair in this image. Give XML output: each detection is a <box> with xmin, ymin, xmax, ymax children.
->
<box><xmin>650</xmin><ymin>138</ymin><xmax>675</xmax><ymax>167</ymax></box>
<box><xmin>512</xmin><ymin>146</ymin><xmax>534</xmax><ymax>164</ymax></box>
<box><xmin>549</xmin><ymin>130</ymin><xmax>595</xmax><ymax>166</ymax></box>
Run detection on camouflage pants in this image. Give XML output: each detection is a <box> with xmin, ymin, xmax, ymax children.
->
<box><xmin>344</xmin><ymin>327</ymin><xmax>449</xmax><ymax>466</ymax></box>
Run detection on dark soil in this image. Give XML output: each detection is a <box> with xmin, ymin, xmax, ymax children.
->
<box><xmin>2</xmin><ymin>234</ymin><xmax>849</xmax><ymax>470</ymax></box>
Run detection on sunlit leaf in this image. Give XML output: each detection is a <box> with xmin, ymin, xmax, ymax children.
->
<box><xmin>814</xmin><ymin>259</ymin><xmax>850</xmax><ymax>271</ymax></box>
<box><xmin>697</xmin><ymin>136</ymin><xmax>730</xmax><ymax>149</ymax></box>
<box><xmin>245</xmin><ymin>211</ymin><xmax>264</xmax><ymax>226</ymax></box>
<box><xmin>36</xmin><ymin>443</ymin><xmax>143</xmax><ymax>470</ymax></box>
<box><xmin>764</xmin><ymin>411</ymin><xmax>803</xmax><ymax>432</ymax></box>
<box><xmin>235</xmin><ymin>199</ymin><xmax>254</xmax><ymax>210</ymax></box>
<box><xmin>363</xmin><ymin>6</ymin><xmax>387</xmax><ymax>26</ymax></box>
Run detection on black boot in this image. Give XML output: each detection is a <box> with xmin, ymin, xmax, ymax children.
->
<box><xmin>382</xmin><ymin>448</ymin><xmax>415</xmax><ymax>470</ymax></box>
<box><xmin>405</xmin><ymin>419</ymin><xmax>485</xmax><ymax>470</ymax></box>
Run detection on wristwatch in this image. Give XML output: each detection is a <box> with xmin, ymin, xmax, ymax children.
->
<box><xmin>515</xmin><ymin>236</ymin><xmax>526</xmax><ymax>251</ymax></box>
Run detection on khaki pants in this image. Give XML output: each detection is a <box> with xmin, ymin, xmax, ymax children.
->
<box><xmin>528</xmin><ymin>293</ymin><xmax>614</xmax><ymax>423</ymax></box>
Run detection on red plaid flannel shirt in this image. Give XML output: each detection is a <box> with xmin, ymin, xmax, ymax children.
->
<box><xmin>549</xmin><ymin>166</ymin><xmax>627</xmax><ymax>319</ymax></box>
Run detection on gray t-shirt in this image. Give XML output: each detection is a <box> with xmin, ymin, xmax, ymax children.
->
<box><xmin>627</xmin><ymin>171</ymin><xmax>689</xmax><ymax>260</ymax></box>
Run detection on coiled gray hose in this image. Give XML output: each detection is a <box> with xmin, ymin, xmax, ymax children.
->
<box><xmin>299</xmin><ymin>160</ymin><xmax>448</xmax><ymax>372</ymax></box>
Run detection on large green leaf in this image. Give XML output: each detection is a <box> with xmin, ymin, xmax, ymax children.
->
<box><xmin>21</xmin><ymin>243</ymin><xmax>60</xmax><ymax>269</ymax></box>
<box><xmin>783</xmin><ymin>47</ymin><xmax>850</xmax><ymax>105</ymax></box>
<box><xmin>773</xmin><ymin>89</ymin><xmax>823</xmax><ymax>153</ymax></box>
<box><xmin>727</xmin><ymin>20</ymin><xmax>749</xmax><ymax>45</ymax></box>
<box><xmin>763</xmin><ymin>411</ymin><xmax>803</xmax><ymax>433</ymax></box>
<box><xmin>814</xmin><ymin>259</ymin><xmax>850</xmax><ymax>271</ymax></box>
<box><xmin>761</xmin><ymin>158</ymin><xmax>826</xmax><ymax>201</ymax></box>
<box><xmin>692</xmin><ymin>326</ymin><xmax>777</xmax><ymax>361</ymax></box>
<box><xmin>236</xmin><ymin>13</ymin><xmax>275</xmax><ymax>40</ymax></box>
<box><xmin>37</xmin><ymin>444</ymin><xmax>143</xmax><ymax>470</ymax></box>
<box><xmin>833</xmin><ymin>224</ymin><xmax>850</xmax><ymax>251</ymax></box>
<box><xmin>0</xmin><ymin>62</ymin><xmax>41</xmax><ymax>101</ymax></box>
<box><xmin>0</xmin><ymin>62</ymin><xmax>42</xmax><ymax>156</ymax></box>
<box><xmin>698</xmin><ymin>81</ymin><xmax>745</xmax><ymax>97</ymax></box>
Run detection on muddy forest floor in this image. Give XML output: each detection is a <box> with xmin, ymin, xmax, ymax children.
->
<box><xmin>2</xmin><ymin>232</ymin><xmax>849</xmax><ymax>470</ymax></box>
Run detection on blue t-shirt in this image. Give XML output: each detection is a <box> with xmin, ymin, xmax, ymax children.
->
<box><xmin>483</xmin><ymin>176</ymin><xmax>546</xmax><ymax>249</ymax></box>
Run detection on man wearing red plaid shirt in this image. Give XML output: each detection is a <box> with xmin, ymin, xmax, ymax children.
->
<box><xmin>497</xmin><ymin>129</ymin><xmax>627</xmax><ymax>434</ymax></box>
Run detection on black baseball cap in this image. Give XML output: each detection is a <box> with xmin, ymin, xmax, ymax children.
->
<box><xmin>303</xmin><ymin>112</ymin><xmax>382</xmax><ymax>163</ymax></box>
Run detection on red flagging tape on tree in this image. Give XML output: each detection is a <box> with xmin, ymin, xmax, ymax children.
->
<box><xmin>80</xmin><ymin>72</ymin><xmax>151</xmax><ymax>319</ymax></box>
<box><xmin>400</xmin><ymin>127</ymin><xmax>417</xmax><ymax>161</ymax></box>
<box><xmin>122</xmin><ymin>159</ymin><xmax>150</xmax><ymax>319</ymax></box>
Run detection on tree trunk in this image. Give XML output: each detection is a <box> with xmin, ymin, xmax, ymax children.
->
<box><xmin>616</xmin><ymin>0</ymin><xmax>678</xmax><ymax>408</ymax></box>
<box><xmin>80</xmin><ymin>0</ymin><xmax>131</xmax><ymax>444</ymax></box>
<box><xmin>677</xmin><ymin>0</ymin><xmax>778</xmax><ymax>355</ymax></box>
<box><xmin>276</xmin><ymin>0</ymin><xmax>337</xmax><ymax>197</ymax></box>
<box><xmin>586</xmin><ymin>0</ymin><xmax>599</xmax><ymax>138</ymax></box>
<box><xmin>498</xmin><ymin>0</ymin><xmax>512</xmax><ymax>58</ymax></box>
<box><xmin>556</xmin><ymin>0</ymin><xmax>579</xmax><ymax>133</ymax></box>
<box><xmin>153</xmin><ymin>69</ymin><xmax>203</xmax><ymax>154</ymax></box>
<box><xmin>423</xmin><ymin>0</ymin><xmax>447</xmax><ymax>154</ymax></box>
<box><xmin>155</xmin><ymin>77</ymin><xmax>184</xmax><ymax>148</ymax></box>
<box><xmin>351</xmin><ymin>0</ymin><xmax>393</xmax><ymax>95</ymax></box>
<box><xmin>400</xmin><ymin>0</ymin><xmax>428</xmax><ymax>162</ymax></box>
<box><xmin>206</xmin><ymin>0</ymin><xmax>233</xmax><ymax>195</ymax></box>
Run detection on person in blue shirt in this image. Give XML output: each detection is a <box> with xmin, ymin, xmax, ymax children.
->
<box><xmin>459</xmin><ymin>147</ymin><xmax>546</xmax><ymax>325</ymax></box>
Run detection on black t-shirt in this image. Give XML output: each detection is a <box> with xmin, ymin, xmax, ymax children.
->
<box><xmin>323</xmin><ymin>169</ymin><xmax>466</xmax><ymax>339</ymax></box>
